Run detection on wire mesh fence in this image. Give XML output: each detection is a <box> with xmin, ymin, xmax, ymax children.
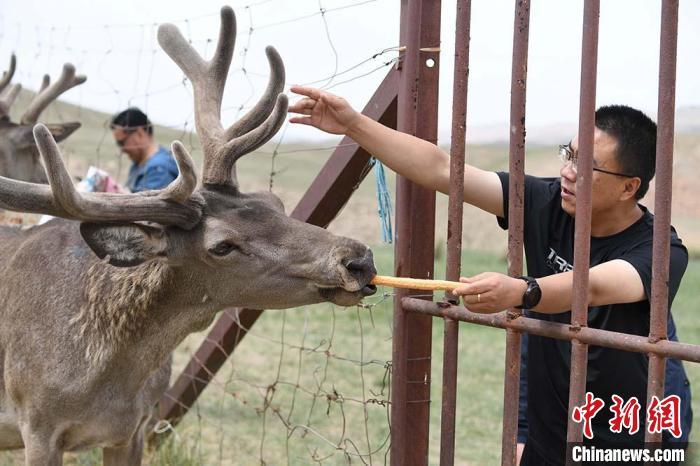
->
<box><xmin>0</xmin><ymin>1</ymin><xmax>403</xmax><ymax>464</ymax></box>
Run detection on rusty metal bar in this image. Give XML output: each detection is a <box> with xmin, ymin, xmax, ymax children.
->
<box><xmin>565</xmin><ymin>2</ymin><xmax>599</xmax><ymax>463</ymax></box>
<box><xmin>645</xmin><ymin>0</ymin><xmax>679</xmax><ymax>454</ymax></box>
<box><xmin>157</xmin><ymin>68</ymin><xmax>399</xmax><ymax>426</ymax></box>
<box><xmin>439</xmin><ymin>0</ymin><xmax>471</xmax><ymax>463</ymax></box>
<box><xmin>501</xmin><ymin>1</ymin><xmax>531</xmax><ymax>465</ymax></box>
<box><xmin>401</xmin><ymin>298</ymin><xmax>700</xmax><ymax>364</ymax></box>
<box><xmin>391</xmin><ymin>0</ymin><xmax>441</xmax><ymax>464</ymax></box>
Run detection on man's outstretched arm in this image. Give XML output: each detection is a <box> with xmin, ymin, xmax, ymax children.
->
<box><xmin>289</xmin><ymin>86</ymin><xmax>504</xmax><ymax>217</ymax></box>
<box><xmin>454</xmin><ymin>259</ymin><xmax>646</xmax><ymax>314</ymax></box>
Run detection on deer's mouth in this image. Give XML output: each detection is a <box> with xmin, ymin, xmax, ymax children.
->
<box><xmin>318</xmin><ymin>284</ymin><xmax>377</xmax><ymax>306</ymax></box>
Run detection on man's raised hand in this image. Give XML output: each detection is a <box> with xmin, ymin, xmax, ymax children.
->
<box><xmin>289</xmin><ymin>86</ymin><xmax>361</xmax><ymax>135</ymax></box>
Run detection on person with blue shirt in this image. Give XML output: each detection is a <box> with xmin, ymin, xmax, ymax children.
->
<box><xmin>109</xmin><ymin>107</ymin><xmax>179</xmax><ymax>192</ymax></box>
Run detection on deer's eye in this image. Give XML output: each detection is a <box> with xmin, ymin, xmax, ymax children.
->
<box><xmin>209</xmin><ymin>241</ymin><xmax>238</xmax><ymax>257</ymax></box>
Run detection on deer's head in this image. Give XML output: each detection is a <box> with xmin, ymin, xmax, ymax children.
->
<box><xmin>0</xmin><ymin>55</ymin><xmax>84</xmax><ymax>183</ymax></box>
<box><xmin>0</xmin><ymin>7</ymin><xmax>377</xmax><ymax>309</ymax></box>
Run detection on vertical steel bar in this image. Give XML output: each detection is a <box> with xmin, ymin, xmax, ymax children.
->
<box><xmin>644</xmin><ymin>0</ymin><xmax>679</xmax><ymax>457</ymax></box>
<box><xmin>440</xmin><ymin>0</ymin><xmax>471</xmax><ymax>464</ymax></box>
<box><xmin>391</xmin><ymin>1</ymin><xmax>441</xmax><ymax>465</ymax></box>
<box><xmin>565</xmin><ymin>1</ymin><xmax>599</xmax><ymax>464</ymax></box>
<box><xmin>501</xmin><ymin>1</ymin><xmax>531</xmax><ymax>465</ymax></box>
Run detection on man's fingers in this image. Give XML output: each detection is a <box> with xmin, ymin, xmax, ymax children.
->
<box><xmin>290</xmin><ymin>86</ymin><xmax>321</xmax><ymax>100</ymax></box>
<box><xmin>454</xmin><ymin>283</ymin><xmax>485</xmax><ymax>296</ymax></box>
<box><xmin>459</xmin><ymin>272</ymin><xmax>489</xmax><ymax>283</ymax></box>
<box><xmin>454</xmin><ymin>278</ymin><xmax>488</xmax><ymax>294</ymax></box>
<box><xmin>288</xmin><ymin>108</ymin><xmax>312</xmax><ymax>116</ymax></box>
<box><xmin>297</xmin><ymin>98</ymin><xmax>316</xmax><ymax>108</ymax></box>
<box><xmin>453</xmin><ymin>284</ymin><xmax>471</xmax><ymax>295</ymax></box>
<box><xmin>288</xmin><ymin>98</ymin><xmax>316</xmax><ymax>113</ymax></box>
<box><xmin>289</xmin><ymin>116</ymin><xmax>314</xmax><ymax>125</ymax></box>
<box><xmin>461</xmin><ymin>291</ymin><xmax>491</xmax><ymax>307</ymax></box>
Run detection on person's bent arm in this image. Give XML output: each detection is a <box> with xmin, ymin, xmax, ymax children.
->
<box><xmin>289</xmin><ymin>86</ymin><xmax>504</xmax><ymax>217</ymax></box>
<box><xmin>455</xmin><ymin>259</ymin><xmax>646</xmax><ymax>313</ymax></box>
<box><xmin>533</xmin><ymin>259</ymin><xmax>645</xmax><ymax>313</ymax></box>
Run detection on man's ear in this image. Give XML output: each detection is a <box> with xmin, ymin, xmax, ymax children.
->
<box><xmin>80</xmin><ymin>222</ymin><xmax>168</xmax><ymax>267</ymax></box>
<box><xmin>621</xmin><ymin>177</ymin><xmax>642</xmax><ymax>201</ymax></box>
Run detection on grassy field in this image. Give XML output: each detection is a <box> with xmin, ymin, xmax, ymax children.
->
<box><xmin>23</xmin><ymin>248</ymin><xmax>694</xmax><ymax>465</ymax></box>
<box><xmin>1</xmin><ymin>96</ymin><xmax>699</xmax><ymax>464</ymax></box>
<box><xmin>148</xmin><ymin>247</ymin><xmax>700</xmax><ymax>466</ymax></box>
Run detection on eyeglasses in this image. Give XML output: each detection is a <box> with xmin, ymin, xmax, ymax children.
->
<box><xmin>115</xmin><ymin>129</ymin><xmax>137</xmax><ymax>148</ymax></box>
<box><xmin>558</xmin><ymin>143</ymin><xmax>636</xmax><ymax>178</ymax></box>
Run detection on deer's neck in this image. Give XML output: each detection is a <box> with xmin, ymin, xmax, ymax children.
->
<box><xmin>75</xmin><ymin>261</ymin><xmax>221</xmax><ymax>381</ymax></box>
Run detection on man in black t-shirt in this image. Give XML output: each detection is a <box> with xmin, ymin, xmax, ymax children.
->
<box><xmin>501</xmin><ymin>173</ymin><xmax>692</xmax><ymax>464</ymax></box>
<box><xmin>289</xmin><ymin>89</ymin><xmax>692</xmax><ymax>465</ymax></box>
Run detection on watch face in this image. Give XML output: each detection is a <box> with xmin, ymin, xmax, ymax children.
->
<box><xmin>525</xmin><ymin>284</ymin><xmax>542</xmax><ymax>308</ymax></box>
<box><xmin>522</xmin><ymin>279</ymin><xmax>542</xmax><ymax>309</ymax></box>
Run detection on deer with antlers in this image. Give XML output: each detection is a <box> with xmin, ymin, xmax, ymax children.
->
<box><xmin>0</xmin><ymin>55</ymin><xmax>86</xmax><ymax>183</ymax></box>
<box><xmin>0</xmin><ymin>7</ymin><xmax>376</xmax><ymax>465</ymax></box>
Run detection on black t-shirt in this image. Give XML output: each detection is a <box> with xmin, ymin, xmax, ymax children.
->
<box><xmin>496</xmin><ymin>173</ymin><xmax>690</xmax><ymax>463</ymax></box>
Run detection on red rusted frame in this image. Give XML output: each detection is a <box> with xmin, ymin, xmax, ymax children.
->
<box><xmin>565</xmin><ymin>2</ymin><xmax>600</xmax><ymax>463</ymax></box>
<box><xmin>401</xmin><ymin>299</ymin><xmax>700</xmax><ymax>365</ymax></box>
<box><xmin>645</xmin><ymin>1</ymin><xmax>679</xmax><ymax>461</ymax></box>
<box><xmin>157</xmin><ymin>68</ymin><xmax>399</xmax><ymax>425</ymax></box>
<box><xmin>440</xmin><ymin>0</ymin><xmax>471</xmax><ymax>464</ymax></box>
<box><xmin>390</xmin><ymin>0</ymin><xmax>441</xmax><ymax>464</ymax></box>
<box><xmin>501</xmin><ymin>1</ymin><xmax>531</xmax><ymax>465</ymax></box>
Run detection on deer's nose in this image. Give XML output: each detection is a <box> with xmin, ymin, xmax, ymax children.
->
<box><xmin>342</xmin><ymin>249</ymin><xmax>377</xmax><ymax>296</ymax></box>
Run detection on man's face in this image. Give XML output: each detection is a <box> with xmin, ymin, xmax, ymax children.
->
<box><xmin>559</xmin><ymin>128</ymin><xmax>636</xmax><ymax>217</ymax></box>
<box><xmin>112</xmin><ymin>127</ymin><xmax>150</xmax><ymax>163</ymax></box>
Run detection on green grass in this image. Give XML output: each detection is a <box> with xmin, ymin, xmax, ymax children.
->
<box><xmin>143</xmin><ymin>247</ymin><xmax>698</xmax><ymax>465</ymax></box>
<box><xmin>0</xmin><ymin>246</ymin><xmax>696</xmax><ymax>464</ymax></box>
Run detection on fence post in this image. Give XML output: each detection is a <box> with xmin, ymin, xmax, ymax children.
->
<box><xmin>390</xmin><ymin>0</ymin><xmax>441</xmax><ymax>465</ymax></box>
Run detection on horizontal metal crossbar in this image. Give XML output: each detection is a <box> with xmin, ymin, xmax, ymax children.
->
<box><xmin>401</xmin><ymin>297</ymin><xmax>700</xmax><ymax>364</ymax></box>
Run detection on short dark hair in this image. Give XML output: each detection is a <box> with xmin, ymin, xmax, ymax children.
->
<box><xmin>595</xmin><ymin>105</ymin><xmax>656</xmax><ymax>199</ymax></box>
<box><xmin>110</xmin><ymin>107</ymin><xmax>153</xmax><ymax>135</ymax></box>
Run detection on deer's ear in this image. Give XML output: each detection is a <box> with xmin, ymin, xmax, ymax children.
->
<box><xmin>80</xmin><ymin>223</ymin><xmax>168</xmax><ymax>267</ymax></box>
<box><xmin>44</xmin><ymin>122</ymin><xmax>81</xmax><ymax>142</ymax></box>
<box><xmin>10</xmin><ymin>126</ymin><xmax>36</xmax><ymax>149</ymax></box>
<box><xmin>11</xmin><ymin>122</ymin><xmax>80</xmax><ymax>149</ymax></box>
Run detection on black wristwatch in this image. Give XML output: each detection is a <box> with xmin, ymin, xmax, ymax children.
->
<box><xmin>515</xmin><ymin>276</ymin><xmax>541</xmax><ymax>309</ymax></box>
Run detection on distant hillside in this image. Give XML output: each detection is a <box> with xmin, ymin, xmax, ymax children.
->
<box><xmin>6</xmin><ymin>91</ymin><xmax>700</xmax><ymax>254</ymax></box>
<box><xmin>676</xmin><ymin>106</ymin><xmax>700</xmax><ymax>134</ymax></box>
<box><xmin>450</xmin><ymin>105</ymin><xmax>700</xmax><ymax>145</ymax></box>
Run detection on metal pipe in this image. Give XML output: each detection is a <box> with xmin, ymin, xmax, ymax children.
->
<box><xmin>501</xmin><ymin>0</ymin><xmax>531</xmax><ymax>464</ymax></box>
<box><xmin>645</xmin><ymin>0</ymin><xmax>679</xmax><ymax>454</ymax></box>
<box><xmin>401</xmin><ymin>298</ymin><xmax>700</xmax><ymax>364</ymax></box>
<box><xmin>440</xmin><ymin>0</ymin><xmax>471</xmax><ymax>463</ymax></box>
<box><xmin>391</xmin><ymin>1</ymin><xmax>442</xmax><ymax>464</ymax></box>
<box><xmin>566</xmin><ymin>2</ymin><xmax>599</xmax><ymax>462</ymax></box>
